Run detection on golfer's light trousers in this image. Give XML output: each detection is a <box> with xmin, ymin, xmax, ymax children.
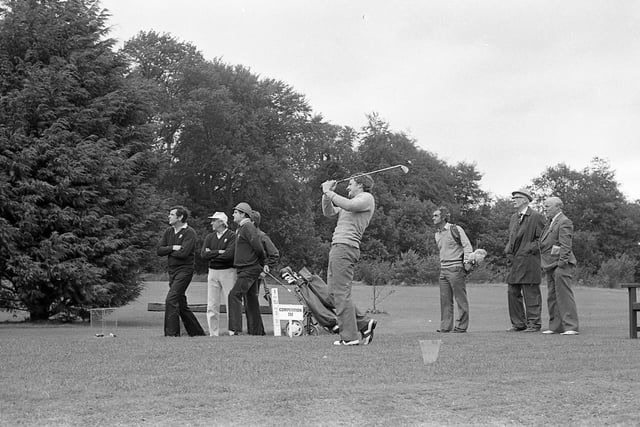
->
<box><xmin>327</xmin><ymin>244</ymin><xmax>370</xmax><ymax>342</ymax></box>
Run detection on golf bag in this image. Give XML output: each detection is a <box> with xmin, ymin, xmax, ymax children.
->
<box><xmin>279</xmin><ymin>266</ymin><xmax>339</xmax><ymax>333</ymax></box>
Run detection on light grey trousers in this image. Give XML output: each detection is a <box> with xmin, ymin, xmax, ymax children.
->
<box><xmin>545</xmin><ymin>265</ymin><xmax>579</xmax><ymax>332</ymax></box>
<box><xmin>439</xmin><ymin>266</ymin><xmax>469</xmax><ymax>331</ymax></box>
<box><xmin>327</xmin><ymin>244</ymin><xmax>370</xmax><ymax>342</ymax></box>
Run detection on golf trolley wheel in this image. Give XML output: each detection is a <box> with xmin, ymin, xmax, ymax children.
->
<box><xmin>306</xmin><ymin>323</ymin><xmax>320</xmax><ymax>336</ymax></box>
<box><xmin>284</xmin><ymin>320</ymin><xmax>304</xmax><ymax>337</ymax></box>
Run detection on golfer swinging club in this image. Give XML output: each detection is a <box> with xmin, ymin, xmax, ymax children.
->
<box><xmin>322</xmin><ymin>175</ymin><xmax>377</xmax><ymax>346</ymax></box>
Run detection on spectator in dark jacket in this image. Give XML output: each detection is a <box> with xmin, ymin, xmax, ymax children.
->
<box><xmin>228</xmin><ymin>202</ymin><xmax>265</xmax><ymax>335</ymax></box>
<box><xmin>504</xmin><ymin>189</ymin><xmax>546</xmax><ymax>332</ymax></box>
<box><xmin>248</xmin><ymin>210</ymin><xmax>280</xmax><ymax>326</ymax></box>
<box><xmin>250</xmin><ymin>210</ymin><xmax>279</xmax><ymax>274</ymax></box>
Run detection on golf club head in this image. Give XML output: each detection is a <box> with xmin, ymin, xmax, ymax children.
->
<box><xmin>400</xmin><ymin>165</ymin><xmax>409</xmax><ymax>173</ymax></box>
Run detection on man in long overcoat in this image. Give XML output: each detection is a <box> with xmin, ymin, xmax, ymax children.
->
<box><xmin>504</xmin><ymin>189</ymin><xmax>546</xmax><ymax>332</ymax></box>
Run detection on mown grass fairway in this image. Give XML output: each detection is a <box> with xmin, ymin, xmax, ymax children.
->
<box><xmin>1</xmin><ymin>282</ymin><xmax>639</xmax><ymax>426</ymax></box>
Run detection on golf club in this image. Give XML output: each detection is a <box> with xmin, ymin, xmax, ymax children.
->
<box><xmin>335</xmin><ymin>164</ymin><xmax>409</xmax><ymax>184</ymax></box>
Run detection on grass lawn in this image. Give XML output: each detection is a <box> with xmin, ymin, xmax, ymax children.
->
<box><xmin>1</xmin><ymin>281</ymin><xmax>639</xmax><ymax>426</ymax></box>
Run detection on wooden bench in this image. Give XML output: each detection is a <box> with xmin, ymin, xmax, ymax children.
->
<box><xmin>147</xmin><ymin>303</ymin><xmax>272</xmax><ymax>315</ymax></box>
<box><xmin>621</xmin><ymin>283</ymin><xmax>640</xmax><ymax>339</ymax></box>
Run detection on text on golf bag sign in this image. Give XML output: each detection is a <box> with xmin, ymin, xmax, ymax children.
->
<box><xmin>277</xmin><ymin>305</ymin><xmax>304</xmax><ymax>319</ymax></box>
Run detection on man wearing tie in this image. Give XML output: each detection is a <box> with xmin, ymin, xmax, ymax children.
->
<box><xmin>540</xmin><ymin>196</ymin><xmax>580</xmax><ymax>335</ymax></box>
<box><xmin>504</xmin><ymin>189</ymin><xmax>546</xmax><ymax>332</ymax></box>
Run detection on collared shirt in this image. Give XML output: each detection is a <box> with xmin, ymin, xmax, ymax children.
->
<box><xmin>518</xmin><ymin>208</ymin><xmax>527</xmax><ymax>223</ymax></box>
<box><xmin>548</xmin><ymin>212</ymin><xmax>562</xmax><ymax>229</ymax></box>
<box><xmin>216</xmin><ymin>228</ymin><xmax>228</xmax><ymax>239</ymax></box>
<box><xmin>173</xmin><ymin>222</ymin><xmax>188</xmax><ymax>234</ymax></box>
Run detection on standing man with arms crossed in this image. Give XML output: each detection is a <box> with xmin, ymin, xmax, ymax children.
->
<box><xmin>228</xmin><ymin>202</ymin><xmax>265</xmax><ymax>336</ymax></box>
<box><xmin>157</xmin><ymin>206</ymin><xmax>206</xmax><ymax>337</ymax></box>
<box><xmin>540</xmin><ymin>196</ymin><xmax>580</xmax><ymax>335</ymax></box>
<box><xmin>504</xmin><ymin>189</ymin><xmax>546</xmax><ymax>333</ymax></box>
<box><xmin>322</xmin><ymin>175</ymin><xmax>377</xmax><ymax>346</ymax></box>
<box><xmin>201</xmin><ymin>211</ymin><xmax>237</xmax><ymax>337</ymax></box>
<box><xmin>433</xmin><ymin>206</ymin><xmax>473</xmax><ymax>333</ymax></box>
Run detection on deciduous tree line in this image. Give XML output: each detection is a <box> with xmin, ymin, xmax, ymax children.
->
<box><xmin>1</xmin><ymin>0</ymin><xmax>639</xmax><ymax>320</ymax></box>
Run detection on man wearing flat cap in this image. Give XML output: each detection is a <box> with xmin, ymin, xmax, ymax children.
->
<box><xmin>228</xmin><ymin>202</ymin><xmax>265</xmax><ymax>335</ymax></box>
<box><xmin>504</xmin><ymin>189</ymin><xmax>546</xmax><ymax>332</ymax></box>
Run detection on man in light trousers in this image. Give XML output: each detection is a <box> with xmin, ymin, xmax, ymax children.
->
<box><xmin>201</xmin><ymin>211</ymin><xmax>237</xmax><ymax>336</ymax></box>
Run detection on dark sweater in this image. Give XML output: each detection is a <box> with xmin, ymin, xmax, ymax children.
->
<box><xmin>156</xmin><ymin>225</ymin><xmax>196</xmax><ymax>270</ymax></box>
<box><xmin>258</xmin><ymin>229</ymin><xmax>279</xmax><ymax>269</ymax></box>
<box><xmin>234</xmin><ymin>219</ymin><xmax>265</xmax><ymax>268</ymax></box>
<box><xmin>200</xmin><ymin>229</ymin><xmax>236</xmax><ymax>270</ymax></box>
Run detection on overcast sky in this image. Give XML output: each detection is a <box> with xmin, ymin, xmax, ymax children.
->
<box><xmin>101</xmin><ymin>0</ymin><xmax>640</xmax><ymax>201</ymax></box>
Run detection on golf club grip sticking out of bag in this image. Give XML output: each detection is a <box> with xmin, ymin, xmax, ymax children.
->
<box><xmin>278</xmin><ymin>266</ymin><xmax>339</xmax><ymax>332</ymax></box>
<box><xmin>280</xmin><ymin>266</ymin><xmax>302</xmax><ymax>286</ymax></box>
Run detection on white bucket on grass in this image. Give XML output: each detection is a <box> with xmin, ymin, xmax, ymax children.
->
<box><xmin>419</xmin><ymin>339</ymin><xmax>441</xmax><ymax>364</ymax></box>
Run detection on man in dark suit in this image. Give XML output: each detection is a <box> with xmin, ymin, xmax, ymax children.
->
<box><xmin>504</xmin><ymin>189</ymin><xmax>546</xmax><ymax>332</ymax></box>
<box><xmin>540</xmin><ymin>196</ymin><xmax>580</xmax><ymax>335</ymax></box>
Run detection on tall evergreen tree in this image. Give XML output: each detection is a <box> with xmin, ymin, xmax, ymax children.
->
<box><xmin>0</xmin><ymin>0</ymin><xmax>161</xmax><ymax>320</ymax></box>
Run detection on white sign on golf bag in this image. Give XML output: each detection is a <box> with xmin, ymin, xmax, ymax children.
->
<box><xmin>270</xmin><ymin>288</ymin><xmax>303</xmax><ymax>337</ymax></box>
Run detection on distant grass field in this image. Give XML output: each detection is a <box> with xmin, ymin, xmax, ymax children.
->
<box><xmin>1</xmin><ymin>281</ymin><xmax>639</xmax><ymax>426</ymax></box>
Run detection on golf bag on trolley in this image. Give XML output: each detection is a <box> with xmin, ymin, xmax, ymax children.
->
<box><xmin>264</xmin><ymin>266</ymin><xmax>339</xmax><ymax>336</ymax></box>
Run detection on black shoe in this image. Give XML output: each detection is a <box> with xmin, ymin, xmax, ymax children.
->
<box><xmin>506</xmin><ymin>326</ymin><xmax>526</xmax><ymax>332</ymax></box>
<box><xmin>361</xmin><ymin>319</ymin><xmax>377</xmax><ymax>345</ymax></box>
<box><xmin>436</xmin><ymin>329</ymin><xmax>451</xmax><ymax>333</ymax></box>
<box><xmin>523</xmin><ymin>327</ymin><xmax>540</xmax><ymax>333</ymax></box>
<box><xmin>452</xmin><ymin>328</ymin><xmax>467</xmax><ymax>333</ymax></box>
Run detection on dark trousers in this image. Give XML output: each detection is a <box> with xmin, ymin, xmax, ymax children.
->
<box><xmin>164</xmin><ymin>266</ymin><xmax>205</xmax><ymax>337</ymax></box>
<box><xmin>507</xmin><ymin>283</ymin><xmax>541</xmax><ymax>330</ymax></box>
<box><xmin>228</xmin><ymin>264</ymin><xmax>263</xmax><ymax>334</ymax></box>
<box><xmin>244</xmin><ymin>278</ymin><xmax>265</xmax><ymax>335</ymax></box>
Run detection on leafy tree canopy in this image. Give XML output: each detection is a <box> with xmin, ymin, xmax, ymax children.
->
<box><xmin>0</xmin><ymin>0</ymin><xmax>162</xmax><ymax>320</ymax></box>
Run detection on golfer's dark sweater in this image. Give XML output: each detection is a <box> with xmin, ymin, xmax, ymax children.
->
<box><xmin>234</xmin><ymin>219</ymin><xmax>265</xmax><ymax>268</ymax></box>
<box><xmin>157</xmin><ymin>225</ymin><xmax>196</xmax><ymax>270</ymax></box>
<box><xmin>200</xmin><ymin>229</ymin><xmax>236</xmax><ymax>270</ymax></box>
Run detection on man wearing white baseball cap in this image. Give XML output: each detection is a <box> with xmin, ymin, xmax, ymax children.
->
<box><xmin>200</xmin><ymin>211</ymin><xmax>237</xmax><ymax>336</ymax></box>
